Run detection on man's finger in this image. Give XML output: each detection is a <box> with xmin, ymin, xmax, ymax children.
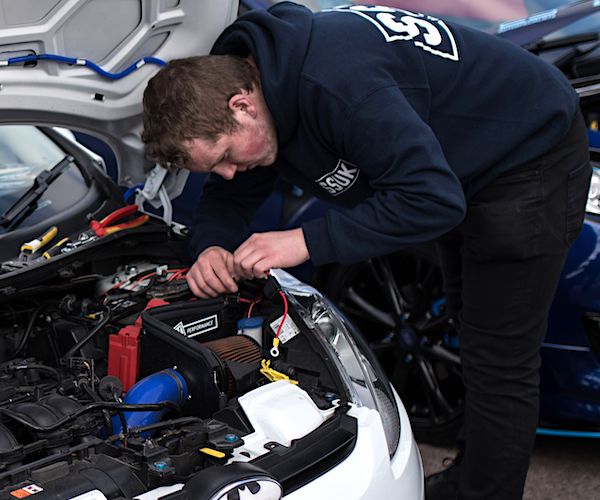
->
<box><xmin>186</xmin><ymin>273</ymin><xmax>211</xmax><ymax>299</ymax></box>
<box><xmin>202</xmin><ymin>266</ymin><xmax>232</xmax><ymax>296</ymax></box>
<box><xmin>211</xmin><ymin>254</ymin><xmax>238</xmax><ymax>292</ymax></box>
<box><xmin>236</xmin><ymin>253</ymin><xmax>262</xmax><ymax>279</ymax></box>
<box><xmin>189</xmin><ymin>261</ymin><xmax>224</xmax><ymax>297</ymax></box>
<box><xmin>252</xmin><ymin>258</ymin><xmax>271</xmax><ymax>279</ymax></box>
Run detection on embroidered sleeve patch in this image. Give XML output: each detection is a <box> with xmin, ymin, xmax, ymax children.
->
<box><xmin>316</xmin><ymin>159</ymin><xmax>360</xmax><ymax>196</ymax></box>
<box><xmin>327</xmin><ymin>5</ymin><xmax>460</xmax><ymax>62</ymax></box>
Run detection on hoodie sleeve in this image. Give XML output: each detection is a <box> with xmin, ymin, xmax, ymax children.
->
<box><xmin>301</xmin><ymin>85</ymin><xmax>466</xmax><ymax>265</ymax></box>
<box><xmin>189</xmin><ymin>166</ymin><xmax>277</xmax><ymax>259</ymax></box>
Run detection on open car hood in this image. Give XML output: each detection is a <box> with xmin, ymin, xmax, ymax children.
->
<box><xmin>0</xmin><ymin>0</ymin><xmax>238</xmax><ymax>186</ymax></box>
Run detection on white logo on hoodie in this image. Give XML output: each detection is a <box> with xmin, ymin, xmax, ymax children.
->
<box><xmin>327</xmin><ymin>5</ymin><xmax>460</xmax><ymax>62</ymax></box>
<box><xmin>316</xmin><ymin>160</ymin><xmax>360</xmax><ymax>196</ymax></box>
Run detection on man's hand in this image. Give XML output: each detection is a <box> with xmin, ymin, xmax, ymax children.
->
<box><xmin>233</xmin><ymin>228</ymin><xmax>310</xmax><ymax>279</ymax></box>
<box><xmin>186</xmin><ymin>246</ymin><xmax>239</xmax><ymax>298</ymax></box>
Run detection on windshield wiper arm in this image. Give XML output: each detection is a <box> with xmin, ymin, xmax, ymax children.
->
<box><xmin>525</xmin><ymin>32</ymin><xmax>600</xmax><ymax>54</ymax></box>
<box><xmin>0</xmin><ymin>155</ymin><xmax>74</xmax><ymax>228</ymax></box>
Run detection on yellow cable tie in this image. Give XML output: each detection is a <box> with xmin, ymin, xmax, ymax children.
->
<box><xmin>200</xmin><ymin>447</ymin><xmax>225</xmax><ymax>459</ymax></box>
<box><xmin>260</xmin><ymin>359</ymin><xmax>298</xmax><ymax>385</ymax></box>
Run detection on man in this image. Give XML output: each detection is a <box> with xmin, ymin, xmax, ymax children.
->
<box><xmin>142</xmin><ymin>4</ymin><xmax>591</xmax><ymax>499</ymax></box>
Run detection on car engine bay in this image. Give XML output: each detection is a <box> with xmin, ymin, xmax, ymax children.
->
<box><xmin>0</xmin><ymin>226</ymin><xmax>359</xmax><ymax>499</ymax></box>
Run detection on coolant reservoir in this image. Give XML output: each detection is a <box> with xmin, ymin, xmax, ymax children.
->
<box><xmin>229</xmin><ymin>380</ymin><xmax>338</xmax><ymax>463</ymax></box>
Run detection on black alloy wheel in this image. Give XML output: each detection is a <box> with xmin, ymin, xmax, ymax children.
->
<box><xmin>320</xmin><ymin>250</ymin><xmax>465</xmax><ymax>446</ymax></box>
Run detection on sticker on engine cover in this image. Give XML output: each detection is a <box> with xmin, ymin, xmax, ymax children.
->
<box><xmin>270</xmin><ymin>315</ymin><xmax>300</xmax><ymax>344</ymax></box>
<box><xmin>10</xmin><ymin>484</ymin><xmax>43</xmax><ymax>498</ymax></box>
<box><xmin>173</xmin><ymin>314</ymin><xmax>219</xmax><ymax>338</ymax></box>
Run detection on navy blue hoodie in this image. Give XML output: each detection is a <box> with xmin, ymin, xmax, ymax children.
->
<box><xmin>190</xmin><ymin>3</ymin><xmax>579</xmax><ymax>266</ymax></box>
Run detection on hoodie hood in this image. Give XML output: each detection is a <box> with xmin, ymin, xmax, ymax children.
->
<box><xmin>211</xmin><ymin>2</ymin><xmax>313</xmax><ymax>146</ymax></box>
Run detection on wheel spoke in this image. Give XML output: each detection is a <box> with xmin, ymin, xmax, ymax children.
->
<box><xmin>378</xmin><ymin>256</ymin><xmax>410</xmax><ymax>315</ymax></box>
<box><xmin>417</xmin><ymin>356</ymin><xmax>453</xmax><ymax>415</ymax></box>
<box><xmin>341</xmin><ymin>287</ymin><xmax>395</xmax><ymax>328</ymax></box>
<box><xmin>422</xmin><ymin>344</ymin><xmax>461</xmax><ymax>366</ymax></box>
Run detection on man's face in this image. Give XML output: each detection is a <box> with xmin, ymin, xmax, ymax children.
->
<box><xmin>183</xmin><ymin>90</ymin><xmax>278</xmax><ymax>180</ymax></box>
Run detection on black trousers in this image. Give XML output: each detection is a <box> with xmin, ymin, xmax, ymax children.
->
<box><xmin>436</xmin><ymin>110</ymin><xmax>592</xmax><ymax>500</ymax></box>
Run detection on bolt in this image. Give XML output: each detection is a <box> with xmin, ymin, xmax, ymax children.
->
<box><xmin>324</xmin><ymin>392</ymin><xmax>336</xmax><ymax>402</ymax></box>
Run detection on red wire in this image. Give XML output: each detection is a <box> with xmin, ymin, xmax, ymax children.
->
<box><xmin>274</xmin><ymin>291</ymin><xmax>288</xmax><ymax>339</ymax></box>
<box><xmin>247</xmin><ymin>300</ymin><xmax>257</xmax><ymax>318</ymax></box>
<box><xmin>109</xmin><ymin>267</ymin><xmax>188</xmax><ymax>291</ymax></box>
<box><xmin>130</xmin><ymin>271</ymin><xmax>156</xmax><ymax>289</ymax></box>
<box><xmin>167</xmin><ymin>267</ymin><xmax>189</xmax><ymax>281</ymax></box>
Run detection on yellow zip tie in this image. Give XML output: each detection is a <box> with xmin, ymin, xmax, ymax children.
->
<box><xmin>200</xmin><ymin>447</ymin><xmax>225</xmax><ymax>459</ymax></box>
<box><xmin>260</xmin><ymin>359</ymin><xmax>298</xmax><ymax>385</ymax></box>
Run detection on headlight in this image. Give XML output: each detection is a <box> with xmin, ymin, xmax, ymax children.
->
<box><xmin>586</xmin><ymin>167</ymin><xmax>600</xmax><ymax>215</ymax></box>
<box><xmin>271</xmin><ymin>269</ymin><xmax>401</xmax><ymax>456</ymax></box>
<box><xmin>310</xmin><ymin>299</ymin><xmax>401</xmax><ymax>456</ymax></box>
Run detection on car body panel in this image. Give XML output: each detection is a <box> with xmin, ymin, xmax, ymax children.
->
<box><xmin>285</xmin><ymin>391</ymin><xmax>424</xmax><ymax>500</ymax></box>
<box><xmin>0</xmin><ymin>0</ymin><xmax>238</xmax><ymax>186</ymax></box>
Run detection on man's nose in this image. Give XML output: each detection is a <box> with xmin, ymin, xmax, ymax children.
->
<box><xmin>214</xmin><ymin>163</ymin><xmax>237</xmax><ymax>180</ymax></box>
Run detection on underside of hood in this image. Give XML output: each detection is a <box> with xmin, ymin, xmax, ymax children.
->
<box><xmin>0</xmin><ymin>0</ymin><xmax>238</xmax><ymax>185</ymax></box>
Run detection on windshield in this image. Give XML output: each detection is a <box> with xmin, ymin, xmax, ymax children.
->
<box><xmin>0</xmin><ymin>126</ymin><xmax>90</xmax><ymax>234</ymax></box>
<box><xmin>0</xmin><ymin>126</ymin><xmax>65</xmax><ymax>200</ymax></box>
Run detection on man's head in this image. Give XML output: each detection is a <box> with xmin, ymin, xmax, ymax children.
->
<box><xmin>142</xmin><ymin>55</ymin><xmax>278</xmax><ymax>178</ymax></box>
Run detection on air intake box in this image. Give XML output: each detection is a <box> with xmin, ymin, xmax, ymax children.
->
<box><xmin>140</xmin><ymin>299</ymin><xmax>261</xmax><ymax>417</ymax></box>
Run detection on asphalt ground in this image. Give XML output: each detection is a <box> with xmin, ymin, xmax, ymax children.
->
<box><xmin>419</xmin><ymin>435</ymin><xmax>600</xmax><ymax>499</ymax></box>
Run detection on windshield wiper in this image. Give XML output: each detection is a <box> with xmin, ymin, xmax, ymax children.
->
<box><xmin>525</xmin><ymin>32</ymin><xmax>600</xmax><ymax>53</ymax></box>
<box><xmin>0</xmin><ymin>155</ymin><xmax>74</xmax><ymax>228</ymax></box>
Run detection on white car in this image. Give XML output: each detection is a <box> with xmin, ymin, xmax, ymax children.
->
<box><xmin>0</xmin><ymin>1</ymin><xmax>423</xmax><ymax>499</ymax></box>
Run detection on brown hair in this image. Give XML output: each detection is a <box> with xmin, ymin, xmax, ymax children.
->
<box><xmin>142</xmin><ymin>55</ymin><xmax>258</xmax><ymax>168</ymax></box>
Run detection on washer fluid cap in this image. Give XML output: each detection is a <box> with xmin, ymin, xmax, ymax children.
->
<box><xmin>237</xmin><ymin>317</ymin><xmax>264</xmax><ymax>329</ymax></box>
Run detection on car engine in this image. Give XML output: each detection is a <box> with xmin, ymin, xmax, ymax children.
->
<box><xmin>0</xmin><ymin>232</ymin><xmax>357</xmax><ymax>499</ymax></box>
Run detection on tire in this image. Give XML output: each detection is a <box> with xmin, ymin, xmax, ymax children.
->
<box><xmin>319</xmin><ymin>250</ymin><xmax>464</xmax><ymax>446</ymax></box>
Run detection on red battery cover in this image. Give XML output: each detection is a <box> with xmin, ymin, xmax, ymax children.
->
<box><xmin>108</xmin><ymin>298</ymin><xmax>169</xmax><ymax>391</ymax></box>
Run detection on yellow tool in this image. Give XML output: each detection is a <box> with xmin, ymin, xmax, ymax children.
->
<box><xmin>42</xmin><ymin>237</ymin><xmax>70</xmax><ymax>260</ymax></box>
<box><xmin>1</xmin><ymin>226</ymin><xmax>60</xmax><ymax>273</ymax></box>
<box><xmin>20</xmin><ymin>226</ymin><xmax>58</xmax><ymax>255</ymax></box>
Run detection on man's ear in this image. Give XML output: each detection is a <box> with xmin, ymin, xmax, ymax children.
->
<box><xmin>228</xmin><ymin>91</ymin><xmax>257</xmax><ymax>119</ymax></box>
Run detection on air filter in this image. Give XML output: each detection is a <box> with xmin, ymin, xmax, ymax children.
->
<box><xmin>203</xmin><ymin>335</ymin><xmax>262</xmax><ymax>396</ymax></box>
